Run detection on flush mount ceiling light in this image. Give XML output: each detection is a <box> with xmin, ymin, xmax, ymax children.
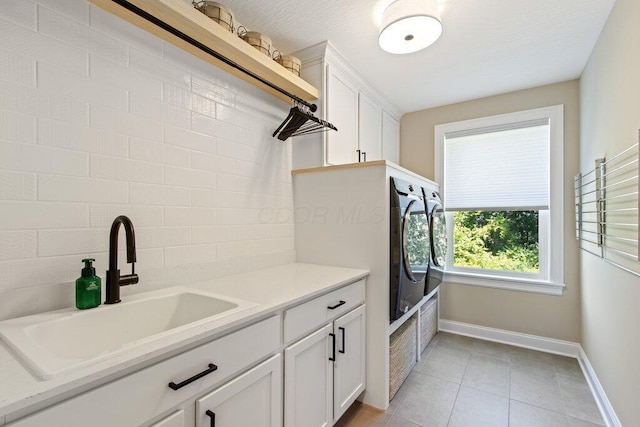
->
<box><xmin>379</xmin><ymin>0</ymin><xmax>442</xmax><ymax>54</ymax></box>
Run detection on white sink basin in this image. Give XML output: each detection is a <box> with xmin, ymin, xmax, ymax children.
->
<box><xmin>0</xmin><ymin>287</ymin><xmax>256</xmax><ymax>379</ymax></box>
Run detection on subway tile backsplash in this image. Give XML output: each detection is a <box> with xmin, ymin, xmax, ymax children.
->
<box><xmin>0</xmin><ymin>0</ymin><xmax>296</xmax><ymax>320</ymax></box>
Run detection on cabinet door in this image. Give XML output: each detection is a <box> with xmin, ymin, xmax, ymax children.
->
<box><xmin>333</xmin><ymin>305</ymin><xmax>366</xmax><ymax>422</ymax></box>
<box><xmin>196</xmin><ymin>354</ymin><xmax>282</xmax><ymax>427</ymax></box>
<box><xmin>150</xmin><ymin>410</ymin><xmax>185</xmax><ymax>427</ymax></box>
<box><xmin>284</xmin><ymin>324</ymin><xmax>333</xmax><ymax>427</ymax></box>
<box><xmin>325</xmin><ymin>64</ymin><xmax>358</xmax><ymax>166</ymax></box>
<box><xmin>382</xmin><ymin>112</ymin><xmax>400</xmax><ymax>164</ymax></box>
<box><xmin>358</xmin><ymin>93</ymin><xmax>382</xmax><ymax>162</ymax></box>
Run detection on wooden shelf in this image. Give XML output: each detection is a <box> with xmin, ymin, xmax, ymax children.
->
<box><xmin>89</xmin><ymin>0</ymin><xmax>319</xmax><ymax>105</ymax></box>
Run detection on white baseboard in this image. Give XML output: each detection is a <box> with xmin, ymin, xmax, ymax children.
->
<box><xmin>578</xmin><ymin>346</ymin><xmax>622</xmax><ymax>427</ymax></box>
<box><xmin>439</xmin><ymin>319</ymin><xmax>620</xmax><ymax>427</ymax></box>
<box><xmin>439</xmin><ymin>319</ymin><xmax>580</xmax><ymax>357</ymax></box>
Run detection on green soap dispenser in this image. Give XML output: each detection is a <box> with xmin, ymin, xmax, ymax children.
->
<box><xmin>76</xmin><ymin>258</ymin><xmax>101</xmax><ymax>310</ymax></box>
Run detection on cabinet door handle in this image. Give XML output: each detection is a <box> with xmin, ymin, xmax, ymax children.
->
<box><xmin>206</xmin><ymin>410</ymin><xmax>216</xmax><ymax>427</ymax></box>
<box><xmin>327</xmin><ymin>300</ymin><xmax>346</xmax><ymax>310</ymax></box>
<box><xmin>339</xmin><ymin>326</ymin><xmax>346</xmax><ymax>354</ymax></box>
<box><xmin>362</xmin><ymin>151</ymin><xmax>367</xmax><ymax>162</ymax></box>
<box><xmin>356</xmin><ymin>149</ymin><xmax>361</xmax><ymax>162</ymax></box>
<box><xmin>168</xmin><ymin>363</ymin><xmax>218</xmax><ymax>390</ymax></box>
<box><xmin>329</xmin><ymin>333</ymin><xmax>336</xmax><ymax>362</ymax></box>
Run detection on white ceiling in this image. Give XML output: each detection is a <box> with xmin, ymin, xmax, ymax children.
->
<box><xmin>215</xmin><ymin>0</ymin><xmax>616</xmax><ymax>113</ymax></box>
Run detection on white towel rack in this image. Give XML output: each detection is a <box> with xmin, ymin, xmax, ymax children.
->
<box><xmin>574</xmin><ymin>133</ymin><xmax>640</xmax><ymax>276</ymax></box>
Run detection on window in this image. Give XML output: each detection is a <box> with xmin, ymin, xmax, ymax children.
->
<box><xmin>435</xmin><ymin>105</ymin><xmax>564</xmax><ymax>295</ymax></box>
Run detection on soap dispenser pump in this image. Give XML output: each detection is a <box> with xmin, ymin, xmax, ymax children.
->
<box><xmin>76</xmin><ymin>258</ymin><xmax>101</xmax><ymax>310</ymax></box>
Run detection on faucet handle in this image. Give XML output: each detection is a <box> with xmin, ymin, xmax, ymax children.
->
<box><xmin>120</xmin><ymin>263</ymin><xmax>139</xmax><ymax>286</ymax></box>
<box><xmin>120</xmin><ymin>274</ymin><xmax>139</xmax><ymax>286</ymax></box>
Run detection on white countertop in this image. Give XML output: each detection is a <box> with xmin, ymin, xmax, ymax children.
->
<box><xmin>0</xmin><ymin>263</ymin><xmax>368</xmax><ymax>420</ymax></box>
<box><xmin>292</xmin><ymin>159</ymin><xmax>438</xmax><ymax>187</ymax></box>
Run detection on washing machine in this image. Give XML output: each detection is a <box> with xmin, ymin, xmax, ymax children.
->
<box><xmin>390</xmin><ymin>177</ymin><xmax>431</xmax><ymax>321</ymax></box>
<box><xmin>425</xmin><ymin>190</ymin><xmax>447</xmax><ymax>295</ymax></box>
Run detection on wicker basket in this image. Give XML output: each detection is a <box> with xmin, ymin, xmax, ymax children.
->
<box><xmin>192</xmin><ymin>1</ymin><xmax>235</xmax><ymax>32</ymax></box>
<box><xmin>419</xmin><ymin>297</ymin><xmax>437</xmax><ymax>355</ymax></box>
<box><xmin>238</xmin><ymin>27</ymin><xmax>272</xmax><ymax>57</ymax></box>
<box><xmin>389</xmin><ymin>316</ymin><xmax>417</xmax><ymax>400</ymax></box>
<box><xmin>274</xmin><ymin>53</ymin><xmax>301</xmax><ymax>76</ymax></box>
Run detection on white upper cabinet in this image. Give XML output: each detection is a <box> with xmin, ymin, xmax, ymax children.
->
<box><xmin>326</xmin><ymin>64</ymin><xmax>359</xmax><ymax>166</ymax></box>
<box><xmin>358</xmin><ymin>93</ymin><xmax>383</xmax><ymax>162</ymax></box>
<box><xmin>294</xmin><ymin>42</ymin><xmax>402</xmax><ymax>169</ymax></box>
<box><xmin>382</xmin><ymin>112</ymin><xmax>400</xmax><ymax>164</ymax></box>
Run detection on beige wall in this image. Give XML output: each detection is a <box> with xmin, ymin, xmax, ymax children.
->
<box><xmin>580</xmin><ymin>0</ymin><xmax>640</xmax><ymax>423</ymax></box>
<box><xmin>400</xmin><ymin>80</ymin><xmax>581</xmax><ymax>342</ymax></box>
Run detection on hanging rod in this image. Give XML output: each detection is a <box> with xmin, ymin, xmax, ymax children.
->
<box><xmin>581</xmin><ymin>230</ymin><xmax>639</xmax><ymax>242</ymax></box>
<box><xmin>111</xmin><ymin>0</ymin><xmax>316</xmax><ymax>111</ymax></box>
<box><xmin>580</xmin><ymin>246</ymin><xmax>603</xmax><ymax>258</ymax></box>
<box><xmin>575</xmin><ymin>176</ymin><xmax>598</xmax><ymax>188</ymax></box>
<box><xmin>579</xmin><ymin>176</ymin><xmax>638</xmax><ymax>197</ymax></box>
<box><xmin>605</xmin><ymin>246</ymin><xmax>639</xmax><ymax>260</ymax></box>
<box><xmin>581</xmin><ymin>207</ymin><xmax>638</xmax><ymax>214</ymax></box>
<box><xmin>601</xmin><ymin>142</ymin><xmax>640</xmax><ymax>166</ymax></box>
<box><xmin>581</xmin><ymin>222</ymin><xmax>638</xmax><ymax>229</ymax></box>
<box><xmin>579</xmin><ymin>244</ymin><xmax>640</xmax><ymax>276</ymax></box>
<box><xmin>604</xmin><ymin>258</ymin><xmax>640</xmax><ymax>277</ymax></box>
<box><xmin>601</xmin><ymin>158</ymin><xmax>638</xmax><ymax>178</ymax></box>
<box><xmin>579</xmin><ymin>192</ymin><xmax>640</xmax><ymax>204</ymax></box>
<box><xmin>575</xmin><ymin>136</ymin><xmax>640</xmax><ymax>277</ymax></box>
<box><xmin>601</xmin><ymin>191</ymin><xmax>639</xmax><ymax>202</ymax></box>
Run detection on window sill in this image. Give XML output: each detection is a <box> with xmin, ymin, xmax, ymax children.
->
<box><xmin>443</xmin><ymin>270</ymin><xmax>565</xmax><ymax>296</ymax></box>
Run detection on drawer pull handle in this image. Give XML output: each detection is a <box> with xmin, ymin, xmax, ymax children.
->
<box><xmin>329</xmin><ymin>332</ymin><xmax>336</xmax><ymax>362</ymax></box>
<box><xmin>339</xmin><ymin>326</ymin><xmax>346</xmax><ymax>354</ymax></box>
<box><xmin>206</xmin><ymin>410</ymin><xmax>216</xmax><ymax>427</ymax></box>
<box><xmin>327</xmin><ymin>300</ymin><xmax>346</xmax><ymax>310</ymax></box>
<box><xmin>168</xmin><ymin>363</ymin><xmax>218</xmax><ymax>390</ymax></box>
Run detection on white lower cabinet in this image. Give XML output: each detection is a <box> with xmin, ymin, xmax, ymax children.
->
<box><xmin>5</xmin><ymin>280</ymin><xmax>367</xmax><ymax>427</ymax></box>
<box><xmin>284</xmin><ymin>304</ymin><xmax>366</xmax><ymax>426</ymax></box>
<box><xmin>284</xmin><ymin>325</ymin><xmax>334</xmax><ymax>427</ymax></box>
<box><xmin>333</xmin><ymin>305</ymin><xmax>366</xmax><ymax>421</ymax></box>
<box><xmin>196</xmin><ymin>354</ymin><xmax>282</xmax><ymax>427</ymax></box>
<box><xmin>151</xmin><ymin>410</ymin><xmax>185</xmax><ymax>427</ymax></box>
<box><xmin>6</xmin><ymin>316</ymin><xmax>280</xmax><ymax>427</ymax></box>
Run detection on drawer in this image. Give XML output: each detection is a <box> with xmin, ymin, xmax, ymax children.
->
<box><xmin>8</xmin><ymin>315</ymin><xmax>280</xmax><ymax>427</ymax></box>
<box><xmin>284</xmin><ymin>280</ymin><xmax>365</xmax><ymax>343</ymax></box>
<box><xmin>150</xmin><ymin>410</ymin><xmax>184</xmax><ymax>427</ymax></box>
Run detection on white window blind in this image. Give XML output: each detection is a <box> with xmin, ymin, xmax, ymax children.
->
<box><xmin>444</xmin><ymin>119</ymin><xmax>550</xmax><ymax>211</ymax></box>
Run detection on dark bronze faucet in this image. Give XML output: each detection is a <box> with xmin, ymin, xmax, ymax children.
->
<box><xmin>105</xmin><ymin>215</ymin><xmax>139</xmax><ymax>304</ymax></box>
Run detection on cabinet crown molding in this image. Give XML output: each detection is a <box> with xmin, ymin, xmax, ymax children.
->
<box><xmin>294</xmin><ymin>41</ymin><xmax>403</xmax><ymax>120</ymax></box>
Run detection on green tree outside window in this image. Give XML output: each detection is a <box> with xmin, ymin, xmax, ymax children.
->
<box><xmin>453</xmin><ymin>210</ymin><xmax>539</xmax><ymax>273</ymax></box>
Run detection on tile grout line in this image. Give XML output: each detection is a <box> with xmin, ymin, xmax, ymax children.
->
<box><xmin>507</xmin><ymin>351</ymin><xmax>512</xmax><ymax>426</ymax></box>
<box><xmin>445</xmin><ymin>347</ymin><xmax>472</xmax><ymax>426</ymax></box>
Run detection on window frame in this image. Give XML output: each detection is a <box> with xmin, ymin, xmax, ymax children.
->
<box><xmin>435</xmin><ymin>105</ymin><xmax>565</xmax><ymax>296</ymax></box>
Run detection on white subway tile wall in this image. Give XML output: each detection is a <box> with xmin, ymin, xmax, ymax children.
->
<box><xmin>0</xmin><ymin>0</ymin><xmax>296</xmax><ymax>320</ymax></box>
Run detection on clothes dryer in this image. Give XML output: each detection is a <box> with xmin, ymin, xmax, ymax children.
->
<box><xmin>425</xmin><ymin>191</ymin><xmax>447</xmax><ymax>295</ymax></box>
<box><xmin>390</xmin><ymin>178</ymin><xmax>430</xmax><ymax>321</ymax></box>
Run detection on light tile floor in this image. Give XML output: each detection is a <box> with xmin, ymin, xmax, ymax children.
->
<box><xmin>336</xmin><ymin>332</ymin><xmax>604</xmax><ymax>427</ymax></box>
